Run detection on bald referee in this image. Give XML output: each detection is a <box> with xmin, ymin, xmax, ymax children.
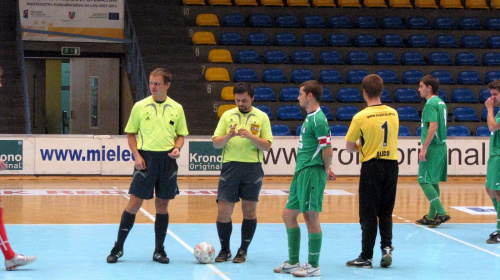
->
<box><xmin>345</xmin><ymin>74</ymin><xmax>399</xmax><ymax>269</ymax></box>
<box><xmin>212</xmin><ymin>82</ymin><xmax>273</xmax><ymax>263</ymax></box>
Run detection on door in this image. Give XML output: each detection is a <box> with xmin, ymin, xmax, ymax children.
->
<box><xmin>25</xmin><ymin>59</ymin><xmax>47</xmax><ymax>134</ymax></box>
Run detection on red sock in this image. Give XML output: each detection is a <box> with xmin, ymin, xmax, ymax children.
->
<box><xmin>0</xmin><ymin>208</ymin><xmax>15</xmax><ymax>260</ymax></box>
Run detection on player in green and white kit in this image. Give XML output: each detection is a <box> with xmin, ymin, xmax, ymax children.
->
<box><xmin>274</xmin><ymin>81</ymin><xmax>336</xmax><ymax>277</ymax></box>
<box><xmin>415</xmin><ymin>75</ymin><xmax>451</xmax><ymax>228</ymax></box>
<box><xmin>484</xmin><ymin>79</ymin><xmax>500</xmax><ymax>244</ymax></box>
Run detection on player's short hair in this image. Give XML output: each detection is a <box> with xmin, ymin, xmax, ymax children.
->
<box><xmin>420</xmin><ymin>75</ymin><xmax>440</xmax><ymax>95</ymax></box>
<box><xmin>362</xmin><ymin>74</ymin><xmax>384</xmax><ymax>99</ymax></box>
<box><xmin>300</xmin><ymin>80</ymin><xmax>323</xmax><ymax>102</ymax></box>
<box><xmin>150</xmin><ymin>68</ymin><xmax>172</xmax><ymax>85</ymax></box>
<box><xmin>233</xmin><ymin>82</ymin><xmax>254</xmax><ymax>98</ymax></box>
<box><xmin>488</xmin><ymin>80</ymin><xmax>500</xmax><ymax>91</ymax></box>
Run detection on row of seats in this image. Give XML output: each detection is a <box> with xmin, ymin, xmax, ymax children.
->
<box><xmin>184</xmin><ymin>0</ymin><xmax>500</xmax><ymax>9</ymax></box>
<box><xmin>212</xmin><ymin>49</ymin><xmax>500</xmax><ymax>66</ymax></box>
<box><xmin>197</xmin><ymin>13</ymin><xmax>500</xmax><ymax>30</ymax></box>
<box><xmin>206</xmin><ymin>67</ymin><xmax>500</xmax><ymax>84</ymax></box>
<box><xmin>194</xmin><ymin>31</ymin><xmax>500</xmax><ymax>49</ymax></box>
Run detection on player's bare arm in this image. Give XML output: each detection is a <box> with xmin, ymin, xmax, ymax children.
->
<box><xmin>237</xmin><ymin>128</ymin><xmax>272</xmax><ymax>151</ymax></box>
<box><xmin>127</xmin><ymin>133</ymin><xmax>145</xmax><ymax>170</ymax></box>
<box><xmin>485</xmin><ymin>96</ymin><xmax>500</xmax><ymax>132</ymax></box>
<box><xmin>213</xmin><ymin>124</ymin><xmax>237</xmax><ymax>149</ymax></box>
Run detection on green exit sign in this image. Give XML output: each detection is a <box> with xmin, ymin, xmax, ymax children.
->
<box><xmin>61</xmin><ymin>47</ymin><xmax>80</xmax><ymax>56</ymax></box>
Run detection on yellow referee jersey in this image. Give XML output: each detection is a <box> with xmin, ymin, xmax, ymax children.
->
<box><xmin>345</xmin><ymin>105</ymin><xmax>399</xmax><ymax>162</ymax></box>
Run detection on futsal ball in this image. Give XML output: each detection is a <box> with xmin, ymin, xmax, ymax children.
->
<box><xmin>193</xmin><ymin>242</ymin><xmax>215</xmax><ymax>264</ymax></box>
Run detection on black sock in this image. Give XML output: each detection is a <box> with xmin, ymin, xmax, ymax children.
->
<box><xmin>155</xmin><ymin>213</ymin><xmax>169</xmax><ymax>251</ymax></box>
<box><xmin>116</xmin><ymin>210</ymin><xmax>136</xmax><ymax>249</ymax></box>
<box><xmin>240</xmin><ymin>219</ymin><xmax>257</xmax><ymax>252</ymax></box>
<box><xmin>216</xmin><ymin>221</ymin><xmax>232</xmax><ymax>251</ymax></box>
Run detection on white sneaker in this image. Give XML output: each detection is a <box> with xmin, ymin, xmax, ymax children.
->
<box><xmin>273</xmin><ymin>260</ymin><xmax>301</xmax><ymax>274</ymax></box>
<box><xmin>5</xmin><ymin>254</ymin><xmax>37</xmax><ymax>270</ymax></box>
<box><xmin>291</xmin><ymin>262</ymin><xmax>321</xmax><ymax>277</ymax></box>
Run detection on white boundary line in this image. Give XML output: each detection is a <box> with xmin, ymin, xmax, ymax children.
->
<box><xmin>113</xmin><ymin>187</ymin><xmax>231</xmax><ymax>280</ymax></box>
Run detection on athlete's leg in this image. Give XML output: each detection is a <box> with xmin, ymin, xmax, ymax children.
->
<box><xmin>0</xmin><ymin>205</ymin><xmax>15</xmax><ymax>260</ymax></box>
<box><xmin>239</xmin><ymin>200</ymin><xmax>257</xmax><ymax>252</ymax></box>
<box><xmin>420</xmin><ymin>183</ymin><xmax>446</xmax><ymax>217</ymax></box>
<box><xmin>303</xmin><ymin>210</ymin><xmax>322</xmax><ymax>268</ymax></box>
<box><xmin>154</xmin><ymin>198</ymin><xmax>170</xmax><ymax>251</ymax></box>
<box><xmin>115</xmin><ymin>194</ymin><xmax>144</xmax><ymax>248</ymax></box>
<box><xmin>283</xmin><ymin>208</ymin><xmax>301</xmax><ymax>265</ymax></box>
<box><xmin>217</xmin><ymin>200</ymin><xmax>235</xmax><ymax>252</ymax></box>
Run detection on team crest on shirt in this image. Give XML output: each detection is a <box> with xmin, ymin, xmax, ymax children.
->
<box><xmin>251</xmin><ymin>123</ymin><xmax>259</xmax><ymax>135</ymax></box>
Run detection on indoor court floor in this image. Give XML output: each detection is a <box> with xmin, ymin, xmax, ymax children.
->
<box><xmin>0</xmin><ymin>176</ymin><xmax>498</xmax><ymax>279</ymax></box>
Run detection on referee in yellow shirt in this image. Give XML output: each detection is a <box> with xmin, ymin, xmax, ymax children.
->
<box><xmin>345</xmin><ymin>74</ymin><xmax>399</xmax><ymax>269</ymax></box>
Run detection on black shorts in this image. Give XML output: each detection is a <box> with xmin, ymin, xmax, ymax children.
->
<box><xmin>217</xmin><ymin>162</ymin><xmax>264</xmax><ymax>203</ymax></box>
<box><xmin>129</xmin><ymin>150</ymin><xmax>179</xmax><ymax>200</ymax></box>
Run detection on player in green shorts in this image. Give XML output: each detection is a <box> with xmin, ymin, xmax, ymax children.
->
<box><xmin>274</xmin><ymin>81</ymin><xmax>336</xmax><ymax>277</ymax></box>
<box><xmin>484</xmin><ymin>79</ymin><xmax>500</xmax><ymax>243</ymax></box>
<box><xmin>415</xmin><ymin>75</ymin><xmax>451</xmax><ymax>228</ymax></box>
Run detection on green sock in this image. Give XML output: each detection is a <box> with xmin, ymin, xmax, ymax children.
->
<box><xmin>287</xmin><ymin>227</ymin><xmax>300</xmax><ymax>265</ymax></box>
<box><xmin>420</xmin><ymin>183</ymin><xmax>446</xmax><ymax>216</ymax></box>
<box><xmin>308</xmin><ymin>232</ymin><xmax>322</xmax><ymax>268</ymax></box>
<box><xmin>494</xmin><ymin>199</ymin><xmax>500</xmax><ymax>231</ymax></box>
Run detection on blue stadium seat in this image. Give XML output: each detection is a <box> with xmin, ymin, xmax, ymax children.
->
<box><xmin>475</xmin><ymin>125</ymin><xmax>491</xmax><ymax>137</ymax></box>
<box><xmin>488</xmin><ymin>35</ymin><xmax>500</xmax><ymax>48</ymax></box>
<box><xmin>455</xmin><ymin>52</ymin><xmax>480</xmax><ymax>65</ymax></box>
<box><xmin>432</xmin><ymin>17</ymin><xmax>456</xmax><ymax>30</ymax></box>
<box><xmin>374</xmin><ymin>51</ymin><xmax>398</xmax><ymax>65</ymax></box>
<box><xmin>428</xmin><ymin>52</ymin><xmax>453</xmax><ymax>65</ymax></box>
<box><xmin>328</xmin><ymin>34</ymin><xmax>351</xmax><ymax>46</ymax></box>
<box><xmin>337</xmin><ymin>87</ymin><xmax>363</xmax><ymax>102</ymax></box>
<box><xmin>438</xmin><ymin>89</ymin><xmax>450</xmax><ymax>103</ymax></box>
<box><xmin>262</xmin><ymin>68</ymin><xmax>287</xmax><ymax>83</ymax></box>
<box><xmin>458</xmin><ymin>17</ymin><xmax>482</xmax><ymax>30</ymax></box>
<box><xmin>249</xmin><ymin>14</ymin><xmax>273</xmax><ymax>27</ymax></box>
<box><xmin>461</xmin><ymin>35</ymin><xmax>484</xmax><ymax>48</ymax></box>
<box><xmin>434</xmin><ymin>35</ymin><xmax>458</xmax><ymax>48</ymax></box>
<box><xmin>479</xmin><ymin>89</ymin><xmax>491</xmax><ymax>103</ymax></box>
<box><xmin>318</xmin><ymin>70</ymin><xmax>342</xmax><ymax>84</ymax></box>
<box><xmin>401</xmin><ymin>51</ymin><xmax>426</xmax><ymax>65</ymax></box>
<box><xmin>380</xmin><ymin>16</ymin><xmax>404</xmax><ymax>29</ymax></box>
<box><xmin>236</xmin><ymin>50</ymin><xmax>261</xmax><ymax>63</ymax></box>
<box><xmin>247</xmin><ymin>32</ymin><xmax>271</xmax><ymax>45</ymax></box>
<box><xmin>447</xmin><ymin>125</ymin><xmax>471</xmax><ymax>136</ymax></box>
<box><xmin>453</xmin><ymin>107</ymin><xmax>480</xmax><ymax>121</ymax></box>
<box><xmin>322</xmin><ymin>87</ymin><xmax>335</xmax><ymax>102</ymax></box>
<box><xmin>233</xmin><ymin>68</ymin><xmax>259</xmax><ymax>82</ymax></box>
<box><xmin>254</xmin><ymin>105</ymin><xmax>274</xmax><ymax>120</ymax></box>
<box><xmin>381</xmin><ymin>89</ymin><xmax>392</xmax><ymax>103</ymax></box>
<box><xmin>222</xmin><ymin>14</ymin><xmax>246</xmax><ymax>27</ymax></box>
<box><xmin>457</xmin><ymin>71</ymin><xmax>482</xmax><ymax>85</ymax></box>
<box><xmin>483</xmin><ymin>52</ymin><xmax>500</xmax><ymax>66</ymax></box>
<box><xmin>402</xmin><ymin>70</ymin><xmax>424</xmax><ymax>84</ymax></box>
<box><xmin>451</xmin><ymin>88</ymin><xmax>477</xmax><ymax>103</ymax></box>
<box><xmin>485</xmin><ymin>71</ymin><xmax>500</xmax><ymax>84</ymax></box>
<box><xmin>328</xmin><ymin>15</ymin><xmax>352</xmax><ymax>28</ymax></box>
<box><xmin>301</xmin><ymin>33</ymin><xmax>325</xmax><ymax>46</ymax></box>
<box><xmin>277</xmin><ymin>105</ymin><xmax>304</xmax><ymax>120</ymax></box>
<box><xmin>482</xmin><ymin>107</ymin><xmax>500</xmax><ymax>121</ymax></box>
<box><xmin>279</xmin><ymin>87</ymin><xmax>299</xmax><ymax>101</ymax></box>
<box><xmin>398</xmin><ymin>125</ymin><xmax>412</xmax><ymax>136</ymax></box>
<box><xmin>381</xmin><ymin>34</ymin><xmax>406</xmax><ymax>47</ymax></box>
<box><xmin>354</xmin><ymin>34</ymin><xmax>379</xmax><ymax>47</ymax></box>
<box><xmin>319</xmin><ymin>51</ymin><xmax>344</xmax><ymax>65</ymax></box>
<box><xmin>290</xmin><ymin>69</ymin><xmax>315</xmax><ymax>83</ymax></box>
<box><xmin>264</xmin><ymin>50</ymin><xmax>289</xmax><ymax>64</ymax></box>
<box><xmin>276</xmin><ymin>14</ymin><xmax>300</xmax><ymax>27</ymax></box>
<box><xmin>321</xmin><ymin>106</ymin><xmax>334</xmax><ymax>120</ymax></box>
<box><xmin>416</xmin><ymin>126</ymin><xmax>421</xmax><ymax>136</ymax></box>
<box><xmin>407</xmin><ymin>34</ymin><xmax>432</xmax><ymax>47</ymax></box>
<box><xmin>431</xmin><ymin>70</ymin><xmax>455</xmax><ymax>84</ymax></box>
<box><xmin>302</xmin><ymin>15</ymin><xmax>325</xmax><ymax>28</ymax></box>
<box><xmin>396</xmin><ymin>106</ymin><xmax>420</xmax><ymax>121</ymax></box>
<box><xmin>376</xmin><ymin>70</ymin><xmax>399</xmax><ymax>84</ymax></box>
<box><xmin>329</xmin><ymin>125</ymin><xmax>349</xmax><ymax>136</ymax></box>
<box><xmin>394</xmin><ymin>88</ymin><xmax>421</xmax><ymax>103</ymax></box>
<box><xmin>347</xmin><ymin>70</ymin><xmax>369</xmax><ymax>83</ymax></box>
<box><xmin>275</xmin><ymin>32</ymin><xmax>298</xmax><ymax>46</ymax></box>
<box><xmin>335</xmin><ymin>106</ymin><xmax>360</xmax><ymax>121</ymax></box>
<box><xmin>346</xmin><ymin>51</ymin><xmax>371</xmax><ymax>65</ymax></box>
<box><xmin>291</xmin><ymin>50</ymin><xmax>315</xmax><ymax>64</ymax></box>
<box><xmin>406</xmin><ymin>16</ymin><xmax>430</xmax><ymax>29</ymax></box>
<box><xmin>485</xmin><ymin>18</ymin><xmax>500</xmax><ymax>30</ymax></box>
<box><xmin>254</xmin><ymin>87</ymin><xmax>276</xmax><ymax>102</ymax></box>
<box><xmin>271</xmin><ymin>124</ymin><xmax>291</xmax><ymax>136</ymax></box>
<box><xmin>219</xmin><ymin>32</ymin><xmax>244</xmax><ymax>45</ymax></box>
<box><xmin>356</xmin><ymin>16</ymin><xmax>378</xmax><ymax>28</ymax></box>
<box><xmin>296</xmin><ymin>125</ymin><xmax>302</xmax><ymax>136</ymax></box>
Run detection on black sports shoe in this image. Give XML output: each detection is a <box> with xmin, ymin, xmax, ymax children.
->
<box><xmin>415</xmin><ymin>215</ymin><xmax>434</xmax><ymax>226</ymax></box>
<box><xmin>486</xmin><ymin>231</ymin><xmax>500</xmax><ymax>244</ymax></box>
<box><xmin>429</xmin><ymin>213</ymin><xmax>451</xmax><ymax>228</ymax></box>
<box><xmin>380</xmin><ymin>246</ymin><xmax>394</xmax><ymax>268</ymax></box>
<box><xmin>232</xmin><ymin>248</ymin><xmax>247</xmax><ymax>263</ymax></box>
<box><xmin>153</xmin><ymin>246</ymin><xmax>170</xmax><ymax>264</ymax></box>
<box><xmin>215</xmin><ymin>249</ymin><xmax>232</xmax><ymax>262</ymax></box>
<box><xmin>107</xmin><ymin>243</ymin><xmax>123</xmax><ymax>263</ymax></box>
<box><xmin>346</xmin><ymin>256</ymin><xmax>373</xmax><ymax>268</ymax></box>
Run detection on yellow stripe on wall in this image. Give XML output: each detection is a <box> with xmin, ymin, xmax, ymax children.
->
<box><xmin>48</xmin><ymin>27</ymin><xmax>124</xmax><ymax>39</ymax></box>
